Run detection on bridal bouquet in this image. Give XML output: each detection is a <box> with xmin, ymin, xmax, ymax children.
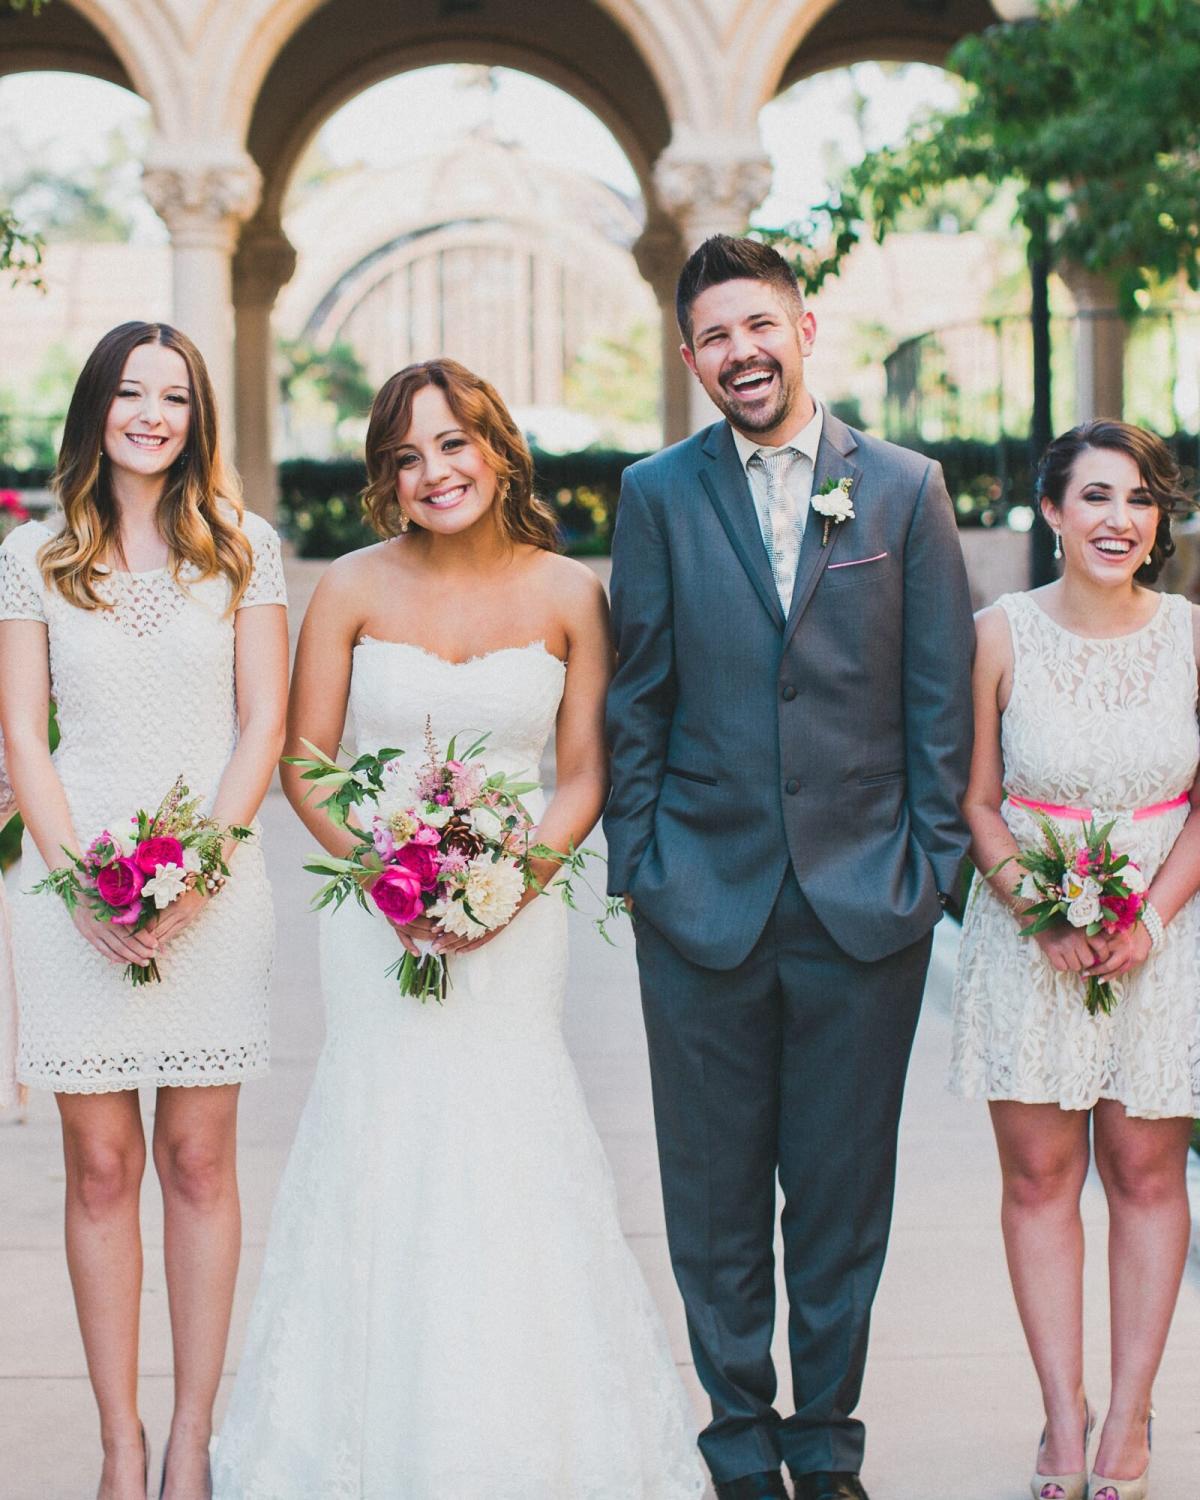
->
<box><xmin>33</xmin><ymin>776</ymin><xmax>252</xmax><ymax>987</ymax></box>
<box><xmin>988</xmin><ymin>811</ymin><xmax>1147</xmax><ymax>1016</ymax></box>
<box><xmin>290</xmin><ymin>720</ymin><xmax>621</xmax><ymax>1002</ymax></box>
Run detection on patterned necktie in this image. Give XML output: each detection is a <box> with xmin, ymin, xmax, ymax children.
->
<box><xmin>750</xmin><ymin>447</ymin><xmax>801</xmax><ymax>608</ymax></box>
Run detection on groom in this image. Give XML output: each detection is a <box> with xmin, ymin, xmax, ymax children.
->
<box><xmin>604</xmin><ymin>236</ymin><xmax>973</xmax><ymax>1500</ymax></box>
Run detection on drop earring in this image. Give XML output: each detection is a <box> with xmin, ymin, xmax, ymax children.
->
<box><xmin>1053</xmin><ymin>531</ymin><xmax>1062</xmax><ymax>561</ymax></box>
<box><xmin>398</xmin><ymin>510</ymin><xmax>410</xmax><ymax>534</ymax></box>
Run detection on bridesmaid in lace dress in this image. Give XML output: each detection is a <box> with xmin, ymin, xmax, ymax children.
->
<box><xmin>0</xmin><ymin>323</ymin><xmax>288</xmax><ymax>1500</ymax></box>
<box><xmin>950</xmin><ymin>422</ymin><xmax>1200</xmax><ymax>1500</ymax></box>
<box><xmin>0</xmin><ymin>733</ymin><xmax>19</xmax><ymax>1111</ymax></box>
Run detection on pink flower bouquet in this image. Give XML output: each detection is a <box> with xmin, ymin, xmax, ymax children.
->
<box><xmin>33</xmin><ymin>776</ymin><xmax>252</xmax><ymax>986</ymax></box>
<box><xmin>987</xmin><ymin>812</ymin><xmax>1148</xmax><ymax>1016</ymax></box>
<box><xmin>290</xmin><ymin>719</ymin><xmax>620</xmax><ymax>1002</ymax></box>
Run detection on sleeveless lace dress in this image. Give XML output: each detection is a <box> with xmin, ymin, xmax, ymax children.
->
<box><xmin>950</xmin><ymin>591</ymin><xmax>1200</xmax><ymax>1118</ymax></box>
<box><xmin>0</xmin><ymin>515</ymin><xmax>286</xmax><ymax>1093</ymax></box>
<box><xmin>0</xmin><ymin>732</ymin><xmax>18</xmax><ymax>1108</ymax></box>
<box><xmin>213</xmin><ymin>640</ymin><xmax>704</xmax><ymax>1500</ymax></box>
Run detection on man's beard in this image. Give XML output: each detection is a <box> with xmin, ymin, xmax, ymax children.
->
<box><xmin>713</xmin><ymin>361</ymin><xmax>795</xmax><ymax>435</ymax></box>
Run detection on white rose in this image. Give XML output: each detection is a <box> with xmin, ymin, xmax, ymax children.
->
<box><xmin>1066</xmin><ymin>893</ymin><xmax>1101</xmax><ymax>928</ymax></box>
<box><xmin>142</xmin><ymin>862</ymin><xmax>188</xmax><ymax>910</ymax></box>
<box><xmin>422</xmin><ymin>805</ymin><xmax>453</xmax><ymax>829</ymax></box>
<box><xmin>812</xmin><ymin>477</ymin><xmax>855</xmax><ymax>523</ymax></box>
<box><xmin>1121</xmin><ymin>863</ymin><xmax>1147</xmax><ymax>893</ymax></box>
<box><xmin>1080</xmin><ymin>875</ymin><xmax>1101</xmax><ymax>899</ymax></box>
<box><xmin>470</xmin><ymin>806</ymin><xmax>505</xmax><ymax>842</ymax></box>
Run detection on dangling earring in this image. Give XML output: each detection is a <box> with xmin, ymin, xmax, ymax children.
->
<box><xmin>1053</xmin><ymin>530</ymin><xmax>1062</xmax><ymax>561</ymax></box>
<box><xmin>398</xmin><ymin>510</ymin><xmax>410</xmax><ymax>534</ymax></box>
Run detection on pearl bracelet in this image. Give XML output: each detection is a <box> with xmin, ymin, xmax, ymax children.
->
<box><xmin>1141</xmin><ymin>900</ymin><xmax>1165</xmax><ymax>951</ymax></box>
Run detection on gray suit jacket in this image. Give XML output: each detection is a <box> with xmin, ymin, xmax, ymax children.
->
<box><xmin>604</xmin><ymin>407</ymin><xmax>974</xmax><ymax>970</ymax></box>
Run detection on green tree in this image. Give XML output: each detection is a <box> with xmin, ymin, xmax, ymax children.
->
<box><xmin>766</xmin><ymin>0</ymin><xmax>1200</xmax><ymax>311</ymax></box>
<box><xmin>1</xmin><ymin>0</ymin><xmax>52</xmax><ymax>285</ymax></box>
<box><xmin>563</xmin><ymin>321</ymin><xmax>661</xmax><ymax>445</ymax></box>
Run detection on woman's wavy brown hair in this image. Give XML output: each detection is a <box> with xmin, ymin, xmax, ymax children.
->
<box><xmin>362</xmin><ymin>358</ymin><xmax>560</xmax><ymax>552</ymax></box>
<box><xmin>40</xmin><ymin>321</ymin><xmax>253</xmax><ymax>611</ymax></box>
<box><xmin>1037</xmin><ymin>419</ymin><xmax>1196</xmax><ymax>585</ymax></box>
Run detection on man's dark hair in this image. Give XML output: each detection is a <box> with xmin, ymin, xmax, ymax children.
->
<box><xmin>675</xmin><ymin>235</ymin><xmax>804</xmax><ymax>346</ymax></box>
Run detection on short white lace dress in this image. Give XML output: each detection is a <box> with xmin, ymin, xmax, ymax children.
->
<box><xmin>0</xmin><ymin>513</ymin><xmax>286</xmax><ymax>1094</ymax></box>
<box><xmin>950</xmin><ymin>590</ymin><xmax>1200</xmax><ymax>1119</ymax></box>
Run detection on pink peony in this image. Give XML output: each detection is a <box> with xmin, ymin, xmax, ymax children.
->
<box><xmin>1073</xmin><ymin>849</ymin><xmax>1093</xmax><ymax>877</ymax></box>
<box><xmin>372</xmin><ymin>821</ymin><xmax>395</xmax><ymax>860</ymax></box>
<box><xmin>370</xmin><ymin>865</ymin><xmax>426</xmax><ymax>925</ymax></box>
<box><xmin>95</xmin><ymin>857</ymin><xmax>145</xmax><ymax>909</ymax></box>
<box><xmin>393</xmin><ymin>840</ymin><xmax>440</xmax><ymax>891</ymax></box>
<box><xmin>412</xmin><ymin>824</ymin><xmax>441</xmax><ymax>846</ymax></box>
<box><xmin>108</xmin><ymin>901</ymin><xmax>144</xmax><ymax>927</ymax></box>
<box><xmin>134</xmin><ymin>836</ymin><xmax>185</xmax><ymax>876</ymax></box>
<box><xmin>1101</xmin><ymin>892</ymin><xmax>1144</xmax><ymax>933</ymax></box>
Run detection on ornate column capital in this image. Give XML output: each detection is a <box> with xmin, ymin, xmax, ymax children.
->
<box><xmin>233</xmin><ymin>230</ymin><xmax>298</xmax><ymax>309</ymax></box>
<box><xmin>143</xmin><ymin>151</ymin><xmax>263</xmax><ymax>253</ymax></box>
<box><xmin>652</xmin><ymin>133</ymin><xmax>773</xmax><ymax>250</ymax></box>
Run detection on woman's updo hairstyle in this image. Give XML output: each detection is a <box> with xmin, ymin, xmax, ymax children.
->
<box><xmin>361</xmin><ymin>357</ymin><xmax>560</xmax><ymax>552</ymax></box>
<box><xmin>1035</xmin><ymin>420</ymin><xmax>1194</xmax><ymax>585</ymax></box>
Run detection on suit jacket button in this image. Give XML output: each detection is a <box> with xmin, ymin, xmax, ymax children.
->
<box><xmin>785</xmin><ymin>778</ymin><xmax>800</xmax><ymax>795</ymax></box>
<box><xmin>781</xmin><ymin>685</ymin><xmax>797</xmax><ymax>701</ymax></box>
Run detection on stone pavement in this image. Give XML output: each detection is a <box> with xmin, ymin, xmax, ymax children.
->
<box><xmin>2</xmin><ymin>796</ymin><xmax>1199</xmax><ymax>1499</ymax></box>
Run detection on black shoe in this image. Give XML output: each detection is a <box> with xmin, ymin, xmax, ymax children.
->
<box><xmin>714</xmin><ymin>1472</ymin><xmax>790</xmax><ymax>1500</ymax></box>
<box><xmin>791</xmin><ymin>1474</ymin><xmax>869</xmax><ymax>1500</ymax></box>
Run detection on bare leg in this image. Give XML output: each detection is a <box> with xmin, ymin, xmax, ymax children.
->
<box><xmin>1091</xmin><ymin>1100</ymin><xmax>1192</xmax><ymax>1482</ymax></box>
<box><xmin>57</xmin><ymin>1088</ymin><xmax>148</xmax><ymax>1500</ymax></box>
<box><xmin>153</xmin><ymin>1083</ymin><xmax>241</xmax><ymax>1500</ymax></box>
<box><xmin>990</xmin><ymin>1101</ymin><xmax>1092</xmax><ymax>1473</ymax></box>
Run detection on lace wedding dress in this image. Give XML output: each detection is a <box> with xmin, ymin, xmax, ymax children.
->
<box><xmin>950</xmin><ymin>591</ymin><xmax>1200</xmax><ymax>1118</ymax></box>
<box><xmin>0</xmin><ymin>515</ymin><xmax>285</xmax><ymax>1093</ymax></box>
<box><xmin>0</xmin><ymin>730</ymin><xmax>18</xmax><ymax>1109</ymax></box>
<box><xmin>213</xmin><ymin>639</ymin><xmax>703</xmax><ymax>1500</ymax></box>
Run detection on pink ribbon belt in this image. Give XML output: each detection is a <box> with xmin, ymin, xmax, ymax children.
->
<box><xmin>1006</xmin><ymin>791</ymin><xmax>1190</xmax><ymax>822</ymax></box>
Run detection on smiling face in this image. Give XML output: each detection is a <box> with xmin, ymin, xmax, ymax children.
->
<box><xmin>681</xmin><ymin>277</ymin><xmax>816</xmax><ymax>444</ymax></box>
<box><xmin>1043</xmin><ymin>445</ymin><xmax>1160</xmax><ymax>584</ymax></box>
<box><xmin>102</xmin><ymin>341</ymin><xmax>191</xmax><ymax>483</ymax></box>
<box><xmin>393</xmin><ymin>384</ymin><xmax>501</xmax><ymax>536</ymax></box>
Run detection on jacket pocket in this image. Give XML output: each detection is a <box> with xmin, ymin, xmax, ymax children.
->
<box><xmin>665</xmin><ymin>765</ymin><xmax>718</xmax><ymax>787</ymax></box>
<box><xmin>859</xmin><ymin>769</ymin><xmax>904</xmax><ymax>787</ymax></box>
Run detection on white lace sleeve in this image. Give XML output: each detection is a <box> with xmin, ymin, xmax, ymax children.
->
<box><xmin>0</xmin><ymin>535</ymin><xmax>47</xmax><ymax>623</ymax></box>
<box><xmin>238</xmin><ymin>512</ymin><xmax>287</xmax><ymax>610</ymax></box>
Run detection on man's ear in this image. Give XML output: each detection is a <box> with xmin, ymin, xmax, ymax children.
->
<box><xmin>680</xmin><ymin>341</ymin><xmax>698</xmax><ymax>378</ymax></box>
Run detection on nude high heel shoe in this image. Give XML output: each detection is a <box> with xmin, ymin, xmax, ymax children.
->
<box><xmin>1030</xmin><ymin>1401</ymin><xmax>1094</xmax><ymax>1500</ymax></box>
<box><xmin>1089</xmin><ymin>1412</ymin><xmax>1153</xmax><ymax>1500</ymax></box>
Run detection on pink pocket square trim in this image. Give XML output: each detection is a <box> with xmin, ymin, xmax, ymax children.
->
<box><xmin>827</xmin><ymin>551</ymin><xmax>888</xmax><ymax>571</ymax></box>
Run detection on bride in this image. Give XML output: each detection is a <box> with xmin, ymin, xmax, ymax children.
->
<box><xmin>212</xmin><ymin>358</ymin><xmax>703</xmax><ymax>1499</ymax></box>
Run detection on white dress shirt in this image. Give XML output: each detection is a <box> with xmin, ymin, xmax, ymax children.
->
<box><xmin>731</xmin><ymin>401</ymin><xmax>824</xmax><ymax>607</ymax></box>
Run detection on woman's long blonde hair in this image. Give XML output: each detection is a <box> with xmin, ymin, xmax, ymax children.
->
<box><xmin>40</xmin><ymin>321</ymin><xmax>253</xmax><ymax>610</ymax></box>
<box><xmin>361</xmin><ymin>358</ymin><xmax>560</xmax><ymax>552</ymax></box>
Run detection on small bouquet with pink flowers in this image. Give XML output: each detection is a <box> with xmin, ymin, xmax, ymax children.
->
<box><xmin>33</xmin><ymin>776</ymin><xmax>252</xmax><ymax>986</ymax></box>
<box><xmin>987</xmin><ymin>812</ymin><xmax>1148</xmax><ymax>1016</ymax></box>
<box><xmin>290</xmin><ymin>719</ymin><xmax>620</xmax><ymax>1002</ymax></box>
<box><xmin>0</xmin><ymin>490</ymin><xmax>29</xmax><ymax>542</ymax></box>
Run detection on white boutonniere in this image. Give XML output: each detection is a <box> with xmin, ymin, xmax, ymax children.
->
<box><xmin>812</xmin><ymin>476</ymin><xmax>855</xmax><ymax>546</ymax></box>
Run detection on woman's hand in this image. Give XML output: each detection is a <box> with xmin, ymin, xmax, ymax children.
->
<box><xmin>72</xmin><ymin>902</ymin><xmax>158</xmax><ymax>969</ymax></box>
<box><xmin>1031</xmin><ymin>922</ymin><xmax>1108</xmax><ymax>974</ymax></box>
<box><xmin>1084</xmin><ymin>921</ymin><xmax>1152</xmax><ymax>979</ymax></box>
<box><xmin>146</xmin><ymin>887</ymin><xmax>207</xmax><ymax>947</ymax></box>
<box><xmin>387</xmin><ymin>912</ymin><xmax>440</xmax><ymax>957</ymax></box>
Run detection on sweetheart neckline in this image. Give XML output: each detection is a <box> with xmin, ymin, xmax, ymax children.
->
<box><xmin>354</xmin><ymin>636</ymin><xmax>566</xmax><ymax>671</ymax></box>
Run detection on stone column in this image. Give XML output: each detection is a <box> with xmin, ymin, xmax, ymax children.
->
<box><xmin>650</xmin><ymin>137</ymin><xmax>774</xmax><ymax>433</ymax></box>
<box><xmin>1060</xmin><ymin>263</ymin><xmax>1126</xmax><ymax>422</ymax></box>
<box><xmin>634</xmin><ymin>215</ymin><xmax>691</xmax><ymax>447</ymax></box>
<box><xmin>142</xmin><ymin>151</ymin><xmax>263</xmax><ymax>433</ymax></box>
<box><xmin>232</xmin><ymin>231</ymin><xmax>297</xmax><ymax>520</ymax></box>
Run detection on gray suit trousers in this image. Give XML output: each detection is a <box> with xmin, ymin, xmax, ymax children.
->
<box><xmin>634</xmin><ymin>873</ymin><xmax>930</xmax><ymax>1482</ymax></box>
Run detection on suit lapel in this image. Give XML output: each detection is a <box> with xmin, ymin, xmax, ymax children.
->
<box><xmin>782</xmin><ymin>411</ymin><xmax>862</xmax><ymax>651</ymax></box>
<box><xmin>697</xmin><ymin>422</ymin><xmax>785</xmax><ymax>630</ymax></box>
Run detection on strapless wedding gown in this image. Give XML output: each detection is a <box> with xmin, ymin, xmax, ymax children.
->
<box><xmin>213</xmin><ymin>639</ymin><xmax>703</xmax><ymax>1500</ymax></box>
